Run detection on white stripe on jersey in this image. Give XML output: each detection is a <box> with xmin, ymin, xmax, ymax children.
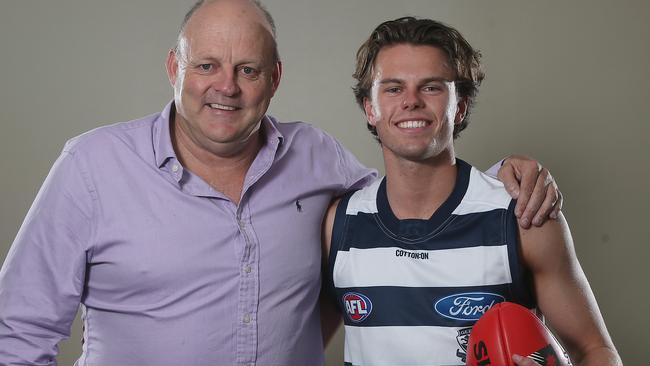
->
<box><xmin>344</xmin><ymin>325</ymin><xmax>467</xmax><ymax>366</ymax></box>
<box><xmin>333</xmin><ymin>245</ymin><xmax>512</xmax><ymax>288</ymax></box>
<box><xmin>452</xmin><ymin>168</ymin><xmax>511</xmax><ymax>215</ymax></box>
<box><xmin>346</xmin><ymin>178</ymin><xmax>382</xmax><ymax>215</ymax></box>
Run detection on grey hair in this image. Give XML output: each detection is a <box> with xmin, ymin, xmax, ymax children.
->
<box><xmin>174</xmin><ymin>0</ymin><xmax>279</xmax><ymax>62</ymax></box>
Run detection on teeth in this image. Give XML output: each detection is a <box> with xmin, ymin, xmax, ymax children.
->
<box><xmin>209</xmin><ymin>103</ymin><xmax>236</xmax><ymax>111</ymax></box>
<box><xmin>397</xmin><ymin>120</ymin><xmax>427</xmax><ymax>129</ymax></box>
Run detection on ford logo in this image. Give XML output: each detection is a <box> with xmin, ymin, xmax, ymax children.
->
<box><xmin>434</xmin><ymin>292</ymin><xmax>505</xmax><ymax>321</ymax></box>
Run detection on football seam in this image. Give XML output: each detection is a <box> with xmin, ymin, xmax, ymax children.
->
<box><xmin>497</xmin><ymin>305</ymin><xmax>513</xmax><ymax>365</ymax></box>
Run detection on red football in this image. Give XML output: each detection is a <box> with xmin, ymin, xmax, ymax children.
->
<box><xmin>466</xmin><ymin>302</ymin><xmax>570</xmax><ymax>366</ymax></box>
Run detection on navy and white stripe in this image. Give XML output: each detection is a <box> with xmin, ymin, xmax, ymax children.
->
<box><xmin>328</xmin><ymin>159</ymin><xmax>534</xmax><ymax>366</ymax></box>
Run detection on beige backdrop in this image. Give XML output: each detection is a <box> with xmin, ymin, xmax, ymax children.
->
<box><xmin>1</xmin><ymin>1</ymin><xmax>647</xmax><ymax>364</ymax></box>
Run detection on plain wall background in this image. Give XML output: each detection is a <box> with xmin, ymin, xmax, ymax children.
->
<box><xmin>1</xmin><ymin>0</ymin><xmax>647</xmax><ymax>364</ymax></box>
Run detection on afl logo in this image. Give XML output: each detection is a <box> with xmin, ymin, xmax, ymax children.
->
<box><xmin>342</xmin><ymin>292</ymin><xmax>373</xmax><ymax>322</ymax></box>
<box><xmin>434</xmin><ymin>292</ymin><xmax>504</xmax><ymax>321</ymax></box>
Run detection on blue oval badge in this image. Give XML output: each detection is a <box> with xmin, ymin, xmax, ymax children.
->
<box><xmin>434</xmin><ymin>292</ymin><xmax>504</xmax><ymax>321</ymax></box>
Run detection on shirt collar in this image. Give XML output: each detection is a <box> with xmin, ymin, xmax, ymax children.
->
<box><xmin>261</xmin><ymin>114</ymin><xmax>284</xmax><ymax>150</ymax></box>
<box><xmin>154</xmin><ymin>101</ymin><xmax>177</xmax><ymax>169</ymax></box>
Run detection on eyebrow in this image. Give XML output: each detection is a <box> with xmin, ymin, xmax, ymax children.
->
<box><xmin>187</xmin><ymin>56</ymin><xmax>219</xmax><ymax>65</ymax></box>
<box><xmin>378</xmin><ymin>76</ymin><xmax>451</xmax><ymax>85</ymax></box>
<box><xmin>189</xmin><ymin>56</ymin><xmax>263</xmax><ymax>66</ymax></box>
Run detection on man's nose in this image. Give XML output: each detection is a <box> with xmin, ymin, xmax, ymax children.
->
<box><xmin>211</xmin><ymin>69</ymin><xmax>241</xmax><ymax>96</ymax></box>
<box><xmin>401</xmin><ymin>89</ymin><xmax>424</xmax><ymax>110</ymax></box>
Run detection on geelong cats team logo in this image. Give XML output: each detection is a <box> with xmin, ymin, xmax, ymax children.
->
<box><xmin>456</xmin><ymin>327</ymin><xmax>472</xmax><ymax>363</ymax></box>
<box><xmin>342</xmin><ymin>292</ymin><xmax>373</xmax><ymax>322</ymax></box>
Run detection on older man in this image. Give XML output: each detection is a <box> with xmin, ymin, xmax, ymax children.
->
<box><xmin>0</xmin><ymin>1</ymin><xmax>560</xmax><ymax>365</ymax></box>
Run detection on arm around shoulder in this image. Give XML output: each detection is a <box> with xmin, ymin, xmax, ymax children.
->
<box><xmin>496</xmin><ymin>156</ymin><xmax>562</xmax><ymax>229</ymax></box>
<box><xmin>519</xmin><ymin>213</ymin><xmax>622</xmax><ymax>365</ymax></box>
<box><xmin>329</xmin><ymin>135</ymin><xmax>377</xmax><ymax>194</ymax></box>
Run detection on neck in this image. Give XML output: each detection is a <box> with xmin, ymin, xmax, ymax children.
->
<box><xmin>383</xmin><ymin>149</ymin><xmax>457</xmax><ymax>220</ymax></box>
<box><xmin>171</xmin><ymin>114</ymin><xmax>263</xmax><ymax>204</ymax></box>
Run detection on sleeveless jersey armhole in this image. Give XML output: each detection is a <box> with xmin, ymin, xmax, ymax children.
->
<box><xmin>325</xmin><ymin>191</ymin><xmax>356</xmax><ymax>304</ymax></box>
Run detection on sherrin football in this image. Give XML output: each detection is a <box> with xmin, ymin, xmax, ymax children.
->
<box><xmin>466</xmin><ymin>302</ymin><xmax>571</xmax><ymax>366</ymax></box>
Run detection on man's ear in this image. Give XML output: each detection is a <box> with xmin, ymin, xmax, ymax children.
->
<box><xmin>269</xmin><ymin>61</ymin><xmax>283</xmax><ymax>97</ymax></box>
<box><xmin>363</xmin><ymin>97</ymin><xmax>378</xmax><ymax>126</ymax></box>
<box><xmin>165</xmin><ymin>48</ymin><xmax>179</xmax><ymax>87</ymax></box>
<box><xmin>454</xmin><ymin>96</ymin><xmax>469</xmax><ymax>125</ymax></box>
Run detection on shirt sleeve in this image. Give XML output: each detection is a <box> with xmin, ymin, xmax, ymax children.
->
<box><xmin>332</xmin><ymin>139</ymin><xmax>378</xmax><ymax>196</ymax></box>
<box><xmin>484</xmin><ymin>159</ymin><xmax>504</xmax><ymax>178</ymax></box>
<box><xmin>0</xmin><ymin>146</ymin><xmax>94</xmax><ymax>365</ymax></box>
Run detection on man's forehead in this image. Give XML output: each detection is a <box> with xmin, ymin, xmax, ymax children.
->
<box><xmin>376</xmin><ymin>44</ymin><xmax>451</xmax><ymax>64</ymax></box>
<box><xmin>178</xmin><ymin>15</ymin><xmax>274</xmax><ymax>62</ymax></box>
<box><xmin>371</xmin><ymin>44</ymin><xmax>454</xmax><ymax>79</ymax></box>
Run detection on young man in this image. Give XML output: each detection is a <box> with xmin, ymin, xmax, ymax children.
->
<box><xmin>323</xmin><ymin>17</ymin><xmax>621</xmax><ymax>366</ymax></box>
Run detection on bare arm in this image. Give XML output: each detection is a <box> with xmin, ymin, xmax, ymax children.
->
<box><xmin>319</xmin><ymin>286</ymin><xmax>343</xmax><ymax>348</ymax></box>
<box><xmin>320</xmin><ymin>198</ymin><xmax>343</xmax><ymax>347</ymax></box>
<box><xmin>517</xmin><ymin>213</ymin><xmax>621</xmax><ymax>365</ymax></box>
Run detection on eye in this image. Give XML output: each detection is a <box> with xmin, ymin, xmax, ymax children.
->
<box><xmin>239</xmin><ymin>66</ymin><xmax>260</xmax><ymax>78</ymax></box>
<box><xmin>422</xmin><ymin>82</ymin><xmax>447</xmax><ymax>93</ymax></box>
<box><xmin>198</xmin><ymin>64</ymin><xmax>213</xmax><ymax>72</ymax></box>
<box><xmin>385</xmin><ymin>86</ymin><xmax>401</xmax><ymax>94</ymax></box>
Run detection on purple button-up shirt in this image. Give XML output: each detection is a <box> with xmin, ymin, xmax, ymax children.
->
<box><xmin>0</xmin><ymin>102</ymin><xmax>376</xmax><ymax>366</ymax></box>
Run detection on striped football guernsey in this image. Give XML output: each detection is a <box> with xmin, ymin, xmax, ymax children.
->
<box><xmin>327</xmin><ymin>159</ymin><xmax>535</xmax><ymax>366</ymax></box>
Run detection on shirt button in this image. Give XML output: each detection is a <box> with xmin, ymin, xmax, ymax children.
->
<box><xmin>171</xmin><ymin>164</ymin><xmax>179</xmax><ymax>172</ymax></box>
<box><xmin>244</xmin><ymin>265</ymin><xmax>252</xmax><ymax>274</ymax></box>
<box><xmin>243</xmin><ymin>314</ymin><xmax>251</xmax><ymax>324</ymax></box>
